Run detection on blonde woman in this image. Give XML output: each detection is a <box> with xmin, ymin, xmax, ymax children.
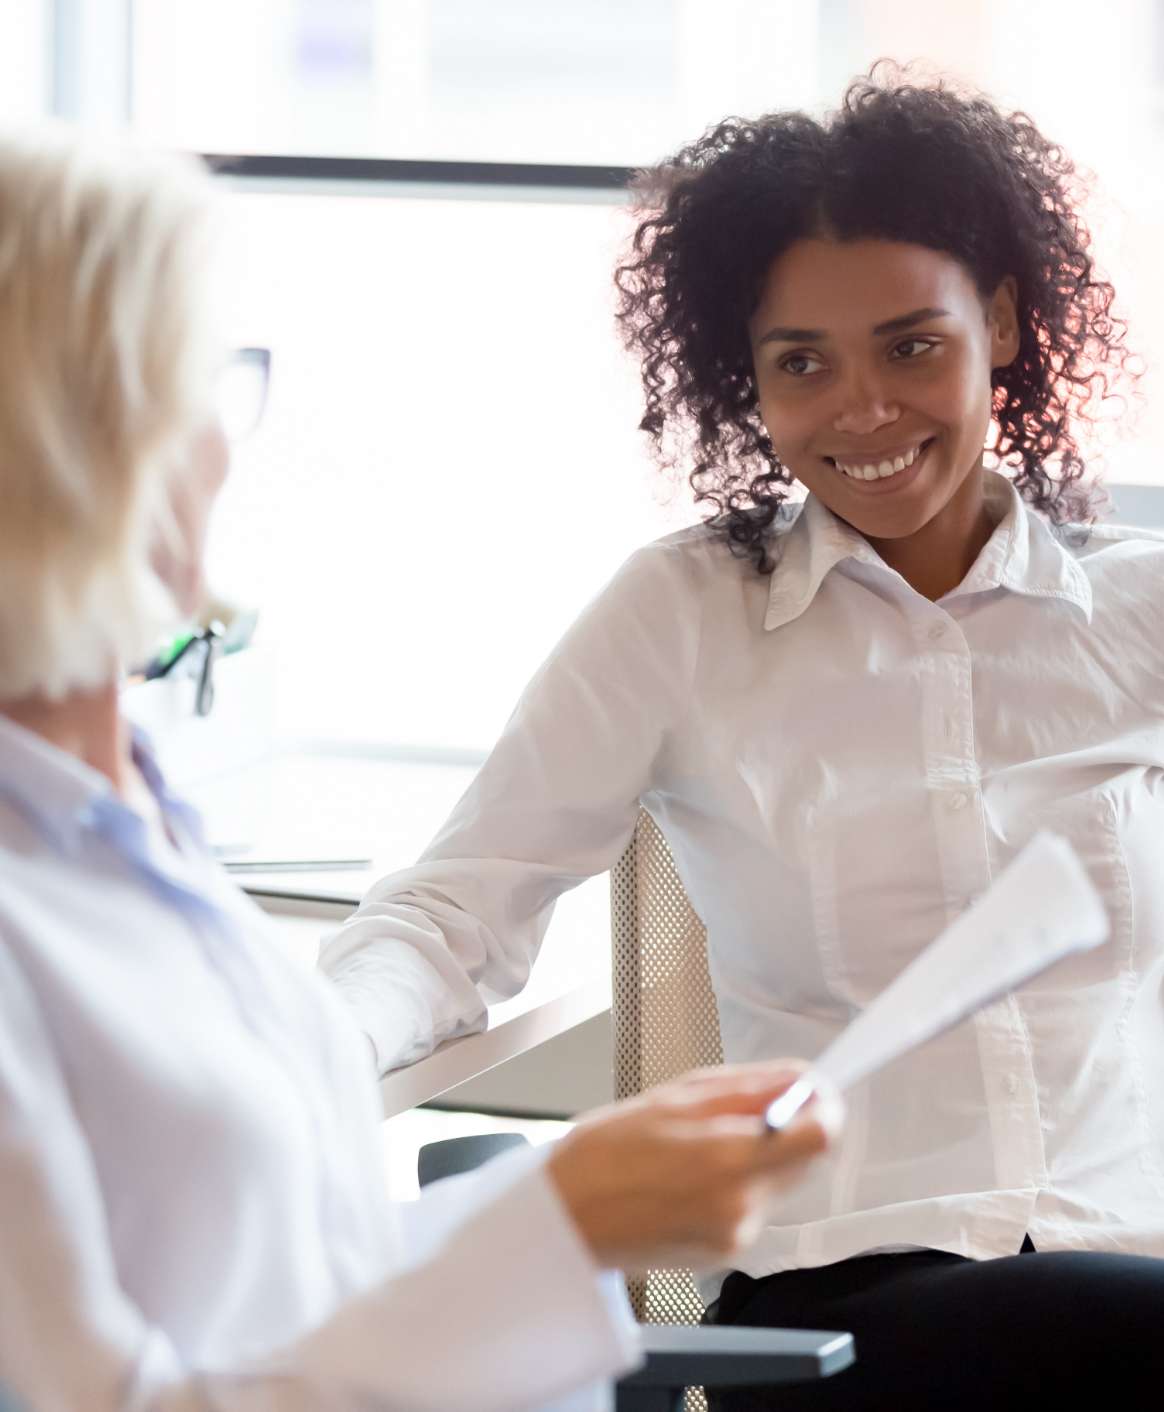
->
<box><xmin>0</xmin><ymin>129</ymin><xmax>839</xmax><ymax>1412</ymax></box>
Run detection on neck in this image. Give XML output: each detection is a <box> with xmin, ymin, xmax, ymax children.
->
<box><xmin>865</xmin><ymin>467</ymin><xmax>995</xmax><ymax>601</ymax></box>
<box><xmin>1</xmin><ymin>681</ymin><xmax>135</xmax><ymax>798</ymax></box>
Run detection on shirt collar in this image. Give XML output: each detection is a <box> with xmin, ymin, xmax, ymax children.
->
<box><xmin>0</xmin><ymin>712</ymin><xmax>203</xmax><ymax>856</ymax></box>
<box><xmin>763</xmin><ymin>494</ymin><xmax>884</xmax><ymax>632</ymax></box>
<box><xmin>763</xmin><ymin>470</ymin><xmax>1093</xmax><ymax>631</ymax></box>
<box><xmin>956</xmin><ymin>472</ymin><xmax>1093</xmax><ymax>621</ymax></box>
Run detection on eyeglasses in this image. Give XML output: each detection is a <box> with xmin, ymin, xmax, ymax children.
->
<box><xmin>216</xmin><ymin>346</ymin><xmax>271</xmax><ymax>442</ymax></box>
<box><xmin>143</xmin><ymin>620</ymin><xmax>224</xmax><ymax>717</ymax></box>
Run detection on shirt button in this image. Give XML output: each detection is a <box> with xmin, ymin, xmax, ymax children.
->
<box><xmin>927</xmin><ymin>623</ymin><xmax>946</xmax><ymax>641</ymax></box>
<box><xmin>1005</xmin><ymin>1074</ymin><xmax>1020</xmax><ymax>1097</ymax></box>
<box><xmin>949</xmin><ymin>791</ymin><xmax>970</xmax><ymax>811</ymax></box>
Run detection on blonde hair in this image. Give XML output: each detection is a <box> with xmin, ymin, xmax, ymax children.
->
<box><xmin>0</xmin><ymin>126</ymin><xmax>223</xmax><ymax>700</ymax></box>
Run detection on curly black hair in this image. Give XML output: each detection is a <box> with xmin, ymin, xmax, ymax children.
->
<box><xmin>615</xmin><ymin>66</ymin><xmax>1138</xmax><ymax>572</ymax></box>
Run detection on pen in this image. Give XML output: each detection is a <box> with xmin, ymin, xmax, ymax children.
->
<box><xmin>763</xmin><ymin>1072</ymin><xmax>820</xmax><ymax>1133</ymax></box>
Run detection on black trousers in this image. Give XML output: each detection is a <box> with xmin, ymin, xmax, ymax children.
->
<box><xmin>707</xmin><ymin>1237</ymin><xmax>1164</xmax><ymax>1410</ymax></box>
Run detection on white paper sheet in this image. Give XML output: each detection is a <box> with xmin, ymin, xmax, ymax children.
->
<box><xmin>765</xmin><ymin>830</ymin><xmax>1109</xmax><ymax>1128</ymax></box>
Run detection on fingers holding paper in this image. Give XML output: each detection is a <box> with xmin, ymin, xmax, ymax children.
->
<box><xmin>548</xmin><ymin>836</ymin><xmax>1101</xmax><ymax>1277</ymax></box>
<box><xmin>546</xmin><ymin>1062</ymin><xmax>843</xmax><ymax>1272</ymax></box>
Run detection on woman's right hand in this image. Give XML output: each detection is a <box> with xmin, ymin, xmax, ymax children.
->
<box><xmin>545</xmin><ymin>1062</ymin><xmax>841</xmax><ymax>1272</ymax></box>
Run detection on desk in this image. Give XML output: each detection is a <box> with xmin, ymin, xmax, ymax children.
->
<box><xmin>187</xmin><ymin>748</ymin><xmax>613</xmax><ymax>1120</ymax></box>
<box><xmin>259</xmin><ymin>897</ymin><xmax>611</xmax><ymax>1118</ymax></box>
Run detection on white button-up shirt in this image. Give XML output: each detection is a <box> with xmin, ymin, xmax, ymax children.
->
<box><xmin>322</xmin><ymin>472</ymin><xmax>1164</xmax><ymax>1278</ymax></box>
<box><xmin>0</xmin><ymin>716</ymin><xmax>639</xmax><ymax>1411</ymax></box>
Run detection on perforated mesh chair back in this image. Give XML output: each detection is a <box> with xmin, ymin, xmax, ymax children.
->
<box><xmin>611</xmin><ymin>812</ymin><xmax>722</xmax><ymax>1348</ymax></box>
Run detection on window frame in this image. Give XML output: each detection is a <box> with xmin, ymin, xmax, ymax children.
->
<box><xmin>206</xmin><ymin>154</ymin><xmax>632</xmax><ymax>197</ymax></box>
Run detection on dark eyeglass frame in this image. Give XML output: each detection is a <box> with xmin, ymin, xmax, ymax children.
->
<box><xmin>143</xmin><ymin>620</ymin><xmax>224</xmax><ymax>717</ymax></box>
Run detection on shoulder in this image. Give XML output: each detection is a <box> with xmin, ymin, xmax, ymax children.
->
<box><xmin>608</xmin><ymin>517</ymin><xmax>778</xmax><ymax>612</ymax></box>
<box><xmin>1065</xmin><ymin>519</ymin><xmax>1164</xmax><ymax>584</ymax></box>
<box><xmin>1069</xmin><ymin>519</ymin><xmax>1164</xmax><ymax>551</ymax></box>
<box><xmin>621</xmin><ymin>519</ymin><xmax>728</xmax><ymax>577</ymax></box>
<box><xmin>1063</xmin><ymin>522</ymin><xmax>1164</xmax><ymax>668</ymax></box>
<box><xmin>538</xmin><ymin>520</ymin><xmax>775</xmax><ymax>696</ymax></box>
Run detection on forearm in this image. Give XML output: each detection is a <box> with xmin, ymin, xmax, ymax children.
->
<box><xmin>318</xmin><ymin>546</ymin><xmax>693</xmax><ymax>1072</ymax></box>
<box><xmin>2</xmin><ymin>1153</ymin><xmax>639</xmax><ymax>1412</ymax></box>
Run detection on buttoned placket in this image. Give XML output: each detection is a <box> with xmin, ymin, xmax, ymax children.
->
<box><xmin>913</xmin><ymin>599</ymin><xmax>1048</xmax><ymax>1200</ymax></box>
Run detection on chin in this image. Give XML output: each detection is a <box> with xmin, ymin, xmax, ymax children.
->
<box><xmin>850</xmin><ymin>504</ymin><xmax>940</xmax><ymax>540</ymax></box>
<box><xmin>815</xmin><ymin>487</ymin><xmax>925</xmax><ymax>535</ymax></box>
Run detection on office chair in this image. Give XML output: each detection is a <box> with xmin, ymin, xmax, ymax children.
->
<box><xmin>611</xmin><ymin>809</ymin><xmax>722</xmax><ymax>1350</ymax></box>
<box><xmin>611</xmin><ymin>809</ymin><xmax>735</xmax><ymax>1411</ymax></box>
<box><xmin>419</xmin><ymin>811</ymin><xmax>852</xmax><ymax>1411</ymax></box>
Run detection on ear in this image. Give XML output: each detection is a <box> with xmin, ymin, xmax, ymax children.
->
<box><xmin>988</xmin><ymin>276</ymin><xmax>1020</xmax><ymax>370</ymax></box>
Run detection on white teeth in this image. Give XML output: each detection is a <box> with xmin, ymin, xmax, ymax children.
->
<box><xmin>835</xmin><ymin>441</ymin><xmax>927</xmax><ymax>481</ymax></box>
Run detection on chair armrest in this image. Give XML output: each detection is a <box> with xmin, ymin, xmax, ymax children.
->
<box><xmin>619</xmin><ymin>1323</ymin><xmax>855</xmax><ymax>1388</ymax></box>
<box><xmin>417</xmin><ymin>1132</ymin><xmax>529</xmax><ymax>1187</ymax></box>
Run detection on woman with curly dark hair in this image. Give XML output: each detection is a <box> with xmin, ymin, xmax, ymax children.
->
<box><xmin>615</xmin><ymin>69</ymin><xmax>1133</xmax><ymax>581</ymax></box>
<box><xmin>323</xmin><ymin>71</ymin><xmax>1164</xmax><ymax>1407</ymax></box>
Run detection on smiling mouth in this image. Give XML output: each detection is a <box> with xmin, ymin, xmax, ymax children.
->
<box><xmin>824</xmin><ymin>437</ymin><xmax>936</xmax><ymax>483</ymax></box>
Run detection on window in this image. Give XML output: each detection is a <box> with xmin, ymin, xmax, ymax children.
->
<box><xmin>130</xmin><ymin>0</ymin><xmax>837</xmax><ymax>166</ymax></box>
<box><xmin>207</xmin><ymin>187</ymin><xmax>689</xmax><ymax>751</ymax></box>
<box><xmin>0</xmin><ymin>2</ymin><xmax>50</xmax><ymax>122</ymax></box>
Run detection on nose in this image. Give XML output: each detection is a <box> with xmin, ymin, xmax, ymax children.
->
<box><xmin>832</xmin><ymin>368</ymin><xmax>901</xmax><ymax>436</ymax></box>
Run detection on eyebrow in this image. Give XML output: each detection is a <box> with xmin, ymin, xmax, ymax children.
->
<box><xmin>755</xmin><ymin>306</ymin><xmax>953</xmax><ymax>347</ymax></box>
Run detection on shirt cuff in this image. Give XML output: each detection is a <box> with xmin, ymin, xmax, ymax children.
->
<box><xmin>490</xmin><ymin>1154</ymin><xmax>644</xmax><ymax>1390</ymax></box>
<box><xmin>318</xmin><ymin>928</ymin><xmax>488</xmax><ymax>1075</ymax></box>
<box><xmin>324</xmin><ymin>971</ymin><xmax>429</xmax><ymax>1075</ymax></box>
<box><xmin>406</xmin><ymin>1143</ymin><xmax>643</xmax><ymax>1399</ymax></box>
